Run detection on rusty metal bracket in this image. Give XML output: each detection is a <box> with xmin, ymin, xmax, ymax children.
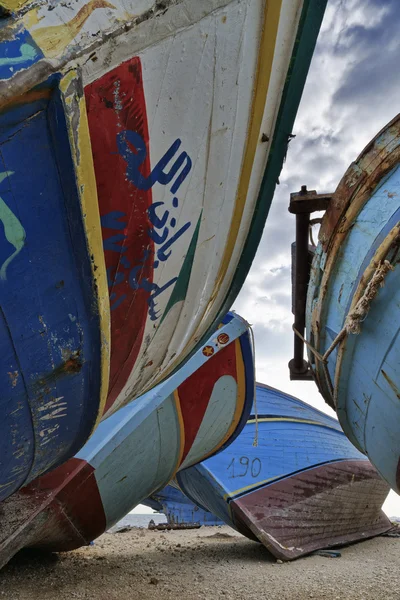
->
<box><xmin>289</xmin><ymin>186</ymin><xmax>332</xmax><ymax>215</ymax></box>
<box><xmin>288</xmin><ymin>185</ymin><xmax>333</xmax><ymax>381</ymax></box>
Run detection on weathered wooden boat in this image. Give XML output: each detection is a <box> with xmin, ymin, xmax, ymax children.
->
<box><xmin>143</xmin><ymin>484</ymin><xmax>223</xmax><ymax>527</ymax></box>
<box><xmin>176</xmin><ymin>384</ymin><xmax>391</xmax><ymax>560</ymax></box>
<box><xmin>0</xmin><ymin>0</ymin><xmax>327</xmax><ymax>500</ymax></box>
<box><xmin>288</xmin><ymin>114</ymin><xmax>400</xmax><ymax>494</ymax></box>
<box><xmin>0</xmin><ymin>312</ymin><xmax>254</xmax><ymax>569</ymax></box>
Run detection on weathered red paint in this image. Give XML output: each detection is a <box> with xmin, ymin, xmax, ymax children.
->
<box><xmin>85</xmin><ymin>57</ymin><xmax>154</xmax><ymax>412</ymax></box>
<box><xmin>19</xmin><ymin>459</ymin><xmax>106</xmax><ymax>550</ymax></box>
<box><xmin>28</xmin><ymin>458</ymin><xmax>106</xmax><ymax>549</ymax></box>
<box><xmin>0</xmin><ymin>459</ymin><xmax>106</xmax><ymax>563</ymax></box>
<box><xmin>319</xmin><ymin>114</ymin><xmax>400</xmax><ymax>251</ymax></box>
<box><xmin>177</xmin><ymin>341</ymin><xmax>237</xmax><ymax>463</ymax></box>
<box><xmin>231</xmin><ymin>460</ymin><xmax>391</xmax><ymax>560</ymax></box>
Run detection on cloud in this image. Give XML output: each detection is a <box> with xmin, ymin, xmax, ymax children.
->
<box><xmin>232</xmin><ymin>0</ymin><xmax>400</xmax><ymax>513</ymax></box>
<box><xmin>233</xmin><ymin>0</ymin><xmax>400</xmax><ymax>419</ymax></box>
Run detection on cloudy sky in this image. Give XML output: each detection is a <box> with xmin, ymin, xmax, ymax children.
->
<box><xmin>136</xmin><ymin>0</ymin><xmax>400</xmax><ymax>516</ymax></box>
<box><xmin>233</xmin><ymin>0</ymin><xmax>400</xmax><ymax>516</ymax></box>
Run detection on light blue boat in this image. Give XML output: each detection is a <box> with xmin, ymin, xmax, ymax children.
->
<box><xmin>177</xmin><ymin>384</ymin><xmax>391</xmax><ymax>560</ymax></box>
<box><xmin>144</xmin><ymin>484</ymin><xmax>222</xmax><ymax>527</ymax></box>
<box><xmin>303</xmin><ymin>114</ymin><xmax>400</xmax><ymax>494</ymax></box>
<box><xmin>0</xmin><ymin>313</ymin><xmax>253</xmax><ymax>569</ymax></box>
<box><xmin>0</xmin><ymin>0</ymin><xmax>328</xmax><ymax>506</ymax></box>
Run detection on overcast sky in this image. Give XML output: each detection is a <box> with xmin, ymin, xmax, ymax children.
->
<box><xmin>135</xmin><ymin>0</ymin><xmax>400</xmax><ymax>517</ymax></box>
<box><xmin>232</xmin><ymin>0</ymin><xmax>400</xmax><ymax>516</ymax></box>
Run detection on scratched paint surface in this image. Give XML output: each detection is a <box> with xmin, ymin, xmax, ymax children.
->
<box><xmin>0</xmin><ymin>0</ymin><xmax>327</xmax><ymax>499</ymax></box>
<box><xmin>85</xmin><ymin>3</ymin><xmax>264</xmax><ymax>412</ymax></box>
<box><xmin>177</xmin><ymin>384</ymin><xmax>391</xmax><ymax>559</ymax></box>
<box><xmin>306</xmin><ymin>116</ymin><xmax>400</xmax><ymax>493</ymax></box>
<box><xmin>177</xmin><ymin>384</ymin><xmax>363</xmax><ymax>522</ymax></box>
<box><xmin>85</xmin><ymin>58</ymin><xmax>156</xmax><ymax>412</ymax></box>
<box><xmin>0</xmin><ymin>78</ymin><xmax>103</xmax><ymax>501</ymax></box>
<box><xmin>0</xmin><ymin>313</ymin><xmax>254</xmax><ymax>568</ymax></box>
<box><xmin>0</xmin><ymin>0</ymin><xmax>325</xmax><ymax>413</ymax></box>
<box><xmin>0</xmin><ymin>27</ymin><xmax>42</xmax><ymax>81</ymax></box>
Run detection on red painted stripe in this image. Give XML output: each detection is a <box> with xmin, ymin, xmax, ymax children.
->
<box><xmin>177</xmin><ymin>341</ymin><xmax>238</xmax><ymax>463</ymax></box>
<box><xmin>23</xmin><ymin>458</ymin><xmax>106</xmax><ymax>550</ymax></box>
<box><xmin>85</xmin><ymin>57</ymin><xmax>154</xmax><ymax>412</ymax></box>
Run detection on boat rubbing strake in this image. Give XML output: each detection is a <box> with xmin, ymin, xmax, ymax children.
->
<box><xmin>0</xmin><ymin>313</ymin><xmax>253</xmax><ymax>569</ymax></box>
<box><xmin>177</xmin><ymin>384</ymin><xmax>391</xmax><ymax>560</ymax></box>
<box><xmin>288</xmin><ymin>114</ymin><xmax>400</xmax><ymax>494</ymax></box>
<box><xmin>0</xmin><ymin>0</ymin><xmax>326</xmax><ymax>498</ymax></box>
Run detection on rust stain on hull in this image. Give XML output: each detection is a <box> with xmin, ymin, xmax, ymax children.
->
<box><xmin>381</xmin><ymin>369</ymin><xmax>400</xmax><ymax>400</ymax></box>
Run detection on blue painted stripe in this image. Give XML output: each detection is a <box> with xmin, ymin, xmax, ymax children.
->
<box><xmin>0</xmin><ymin>26</ymin><xmax>43</xmax><ymax>82</ymax></box>
<box><xmin>0</xmin><ymin>77</ymin><xmax>102</xmax><ymax>498</ymax></box>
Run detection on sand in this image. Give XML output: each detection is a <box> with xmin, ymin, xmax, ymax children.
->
<box><xmin>0</xmin><ymin>525</ymin><xmax>399</xmax><ymax>600</ymax></box>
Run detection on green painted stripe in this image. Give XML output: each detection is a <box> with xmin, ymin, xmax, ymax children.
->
<box><xmin>158</xmin><ymin>0</ymin><xmax>328</xmax><ymax>384</ymax></box>
<box><xmin>160</xmin><ymin>212</ymin><xmax>202</xmax><ymax>324</ymax></box>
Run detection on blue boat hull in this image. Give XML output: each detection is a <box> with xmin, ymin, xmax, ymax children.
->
<box><xmin>144</xmin><ymin>484</ymin><xmax>223</xmax><ymax>527</ymax></box>
<box><xmin>0</xmin><ymin>313</ymin><xmax>252</xmax><ymax>569</ymax></box>
<box><xmin>177</xmin><ymin>385</ymin><xmax>391</xmax><ymax>560</ymax></box>
<box><xmin>0</xmin><ymin>76</ymin><xmax>109</xmax><ymax>501</ymax></box>
<box><xmin>0</xmin><ymin>0</ymin><xmax>328</xmax><ymax>501</ymax></box>
<box><xmin>305</xmin><ymin>114</ymin><xmax>400</xmax><ymax>494</ymax></box>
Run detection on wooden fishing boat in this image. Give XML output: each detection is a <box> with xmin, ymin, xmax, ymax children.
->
<box><xmin>288</xmin><ymin>114</ymin><xmax>400</xmax><ymax>494</ymax></box>
<box><xmin>144</xmin><ymin>484</ymin><xmax>223</xmax><ymax>527</ymax></box>
<box><xmin>176</xmin><ymin>384</ymin><xmax>391</xmax><ymax>560</ymax></box>
<box><xmin>0</xmin><ymin>0</ymin><xmax>327</xmax><ymax>500</ymax></box>
<box><xmin>0</xmin><ymin>312</ymin><xmax>254</xmax><ymax>569</ymax></box>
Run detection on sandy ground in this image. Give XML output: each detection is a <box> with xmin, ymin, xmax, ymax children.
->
<box><xmin>0</xmin><ymin>526</ymin><xmax>399</xmax><ymax>600</ymax></box>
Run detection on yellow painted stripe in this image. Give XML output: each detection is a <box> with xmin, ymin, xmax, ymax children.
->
<box><xmin>223</xmin><ymin>474</ymin><xmax>285</xmax><ymax>501</ymax></box>
<box><xmin>203</xmin><ymin>0</ymin><xmax>283</xmax><ymax>319</ymax></box>
<box><xmin>155</xmin><ymin>1</ymin><xmax>284</xmax><ymax>387</ymax></box>
<box><xmin>28</xmin><ymin>1</ymin><xmax>117</xmax><ymax>58</ymax></box>
<box><xmin>173</xmin><ymin>389</ymin><xmax>186</xmax><ymax>469</ymax></box>
<box><xmin>198</xmin><ymin>338</ymin><xmax>247</xmax><ymax>463</ymax></box>
<box><xmin>246</xmin><ymin>417</ymin><xmax>340</xmax><ymax>432</ymax></box>
<box><xmin>0</xmin><ymin>0</ymin><xmax>30</xmax><ymax>10</ymax></box>
<box><xmin>60</xmin><ymin>70</ymin><xmax>110</xmax><ymax>433</ymax></box>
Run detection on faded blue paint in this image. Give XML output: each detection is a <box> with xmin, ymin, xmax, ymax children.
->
<box><xmin>177</xmin><ymin>384</ymin><xmax>366</xmax><ymax>529</ymax></box>
<box><xmin>0</xmin><ymin>77</ymin><xmax>103</xmax><ymax>500</ymax></box>
<box><xmin>307</xmin><ymin>160</ymin><xmax>400</xmax><ymax>492</ymax></box>
<box><xmin>143</xmin><ymin>484</ymin><xmax>223</xmax><ymax>526</ymax></box>
<box><xmin>95</xmin><ymin>394</ymin><xmax>180</xmax><ymax>529</ymax></box>
<box><xmin>311</xmin><ymin>164</ymin><xmax>400</xmax><ymax>391</ymax></box>
<box><xmin>0</xmin><ymin>27</ymin><xmax>42</xmax><ymax>80</ymax></box>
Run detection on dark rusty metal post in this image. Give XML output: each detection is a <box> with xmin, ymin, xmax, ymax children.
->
<box><xmin>288</xmin><ymin>186</ymin><xmax>332</xmax><ymax>380</ymax></box>
<box><xmin>289</xmin><ymin>187</ymin><xmax>311</xmax><ymax>378</ymax></box>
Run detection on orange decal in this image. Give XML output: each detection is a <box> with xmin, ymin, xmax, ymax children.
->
<box><xmin>202</xmin><ymin>345</ymin><xmax>214</xmax><ymax>357</ymax></box>
<box><xmin>217</xmin><ymin>333</ymin><xmax>230</xmax><ymax>345</ymax></box>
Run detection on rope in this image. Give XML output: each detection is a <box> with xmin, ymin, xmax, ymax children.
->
<box><xmin>292</xmin><ymin>326</ymin><xmax>325</xmax><ymax>363</ymax></box>
<box><xmin>322</xmin><ymin>260</ymin><xmax>394</xmax><ymax>360</ymax></box>
<box><xmin>293</xmin><ymin>326</ymin><xmax>334</xmax><ymax>401</ymax></box>
<box><xmin>249</xmin><ymin>325</ymin><xmax>258</xmax><ymax>447</ymax></box>
<box><xmin>293</xmin><ymin>259</ymin><xmax>394</xmax><ymax>405</ymax></box>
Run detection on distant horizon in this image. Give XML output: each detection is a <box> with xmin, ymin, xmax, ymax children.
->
<box><xmin>131</xmin><ymin>494</ymin><xmax>399</xmax><ymax>519</ymax></box>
